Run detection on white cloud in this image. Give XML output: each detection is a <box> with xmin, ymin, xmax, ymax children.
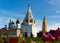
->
<box><xmin>35</xmin><ymin>18</ymin><xmax>60</xmax><ymax>32</ymax></box>
<box><xmin>0</xmin><ymin>10</ymin><xmax>25</xmax><ymax>19</ymax></box>
<box><xmin>47</xmin><ymin>15</ymin><xmax>60</xmax><ymax>19</ymax></box>
<box><xmin>0</xmin><ymin>10</ymin><xmax>25</xmax><ymax>28</ymax></box>
<box><xmin>35</xmin><ymin>19</ymin><xmax>42</xmax><ymax>32</ymax></box>
<box><xmin>0</xmin><ymin>16</ymin><xmax>17</xmax><ymax>28</ymax></box>
<box><xmin>0</xmin><ymin>16</ymin><xmax>59</xmax><ymax>32</ymax></box>
<box><xmin>47</xmin><ymin>0</ymin><xmax>60</xmax><ymax>5</ymax></box>
<box><xmin>47</xmin><ymin>0</ymin><xmax>54</xmax><ymax>5</ymax></box>
<box><xmin>56</xmin><ymin>11</ymin><xmax>60</xmax><ymax>13</ymax></box>
<box><xmin>48</xmin><ymin>23</ymin><xmax>60</xmax><ymax>31</ymax></box>
<box><xmin>36</xmin><ymin>21</ymin><xmax>60</xmax><ymax>32</ymax></box>
<box><xmin>0</xmin><ymin>10</ymin><xmax>60</xmax><ymax>32</ymax></box>
<box><xmin>16</xmin><ymin>14</ymin><xmax>25</xmax><ymax>19</ymax></box>
<box><xmin>0</xmin><ymin>17</ymin><xmax>16</xmax><ymax>23</ymax></box>
<box><xmin>0</xmin><ymin>16</ymin><xmax>24</xmax><ymax>28</ymax></box>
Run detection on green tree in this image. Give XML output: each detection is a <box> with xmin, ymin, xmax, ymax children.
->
<box><xmin>4</xmin><ymin>31</ymin><xmax>10</xmax><ymax>43</ymax></box>
<box><xmin>18</xmin><ymin>34</ymin><xmax>23</xmax><ymax>43</ymax></box>
<box><xmin>0</xmin><ymin>30</ymin><xmax>3</xmax><ymax>43</ymax></box>
<box><xmin>54</xmin><ymin>40</ymin><xmax>60</xmax><ymax>43</ymax></box>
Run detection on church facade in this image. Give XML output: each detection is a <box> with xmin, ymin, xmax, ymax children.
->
<box><xmin>0</xmin><ymin>5</ymin><xmax>37</xmax><ymax>37</ymax></box>
<box><xmin>21</xmin><ymin>5</ymin><xmax>37</xmax><ymax>37</ymax></box>
<box><xmin>1</xmin><ymin>19</ymin><xmax>21</xmax><ymax>37</ymax></box>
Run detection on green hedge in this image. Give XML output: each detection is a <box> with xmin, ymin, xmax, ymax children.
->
<box><xmin>26</xmin><ymin>37</ymin><xmax>60</xmax><ymax>43</ymax></box>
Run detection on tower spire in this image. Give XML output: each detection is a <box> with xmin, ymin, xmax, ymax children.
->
<box><xmin>21</xmin><ymin>5</ymin><xmax>37</xmax><ymax>37</ymax></box>
<box><xmin>22</xmin><ymin>4</ymin><xmax>35</xmax><ymax>25</ymax></box>
<box><xmin>26</xmin><ymin>4</ymin><xmax>33</xmax><ymax>19</ymax></box>
<box><xmin>26</xmin><ymin>4</ymin><xmax>33</xmax><ymax>17</ymax></box>
<box><xmin>42</xmin><ymin>16</ymin><xmax>48</xmax><ymax>32</ymax></box>
<box><xmin>28</xmin><ymin>4</ymin><xmax>30</xmax><ymax>8</ymax></box>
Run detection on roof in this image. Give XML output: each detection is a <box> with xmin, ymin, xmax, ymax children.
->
<box><xmin>16</xmin><ymin>19</ymin><xmax>20</xmax><ymax>23</ymax></box>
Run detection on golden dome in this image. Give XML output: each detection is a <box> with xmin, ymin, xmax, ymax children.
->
<box><xmin>16</xmin><ymin>19</ymin><xmax>20</xmax><ymax>24</ymax></box>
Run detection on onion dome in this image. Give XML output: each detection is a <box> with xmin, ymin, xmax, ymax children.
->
<box><xmin>16</xmin><ymin>19</ymin><xmax>20</xmax><ymax>24</ymax></box>
<box><xmin>11</xmin><ymin>21</ymin><xmax>14</xmax><ymax>25</ymax></box>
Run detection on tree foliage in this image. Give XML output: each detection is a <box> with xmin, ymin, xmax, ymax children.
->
<box><xmin>0</xmin><ymin>30</ymin><xmax>3</xmax><ymax>43</ymax></box>
<box><xmin>18</xmin><ymin>34</ymin><xmax>23</xmax><ymax>43</ymax></box>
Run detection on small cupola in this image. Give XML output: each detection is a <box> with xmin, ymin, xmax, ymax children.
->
<box><xmin>16</xmin><ymin>19</ymin><xmax>20</xmax><ymax>24</ymax></box>
<box><xmin>11</xmin><ymin>21</ymin><xmax>14</xmax><ymax>25</ymax></box>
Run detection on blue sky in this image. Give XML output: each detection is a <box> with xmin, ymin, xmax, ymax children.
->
<box><xmin>0</xmin><ymin>0</ymin><xmax>60</xmax><ymax>32</ymax></box>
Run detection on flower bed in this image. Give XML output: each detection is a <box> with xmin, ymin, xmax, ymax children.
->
<box><xmin>1</xmin><ymin>37</ymin><xmax>60</xmax><ymax>43</ymax></box>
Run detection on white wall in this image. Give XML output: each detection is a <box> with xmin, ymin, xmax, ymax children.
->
<box><xmin>32</xmin><ymin>25</ymin><xmax>37</xmax><ymax>37</ymax></box>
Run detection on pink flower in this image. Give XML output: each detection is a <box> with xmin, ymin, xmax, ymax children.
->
<box><xmin>30</xmin><ymin>39</ymin><xmax>36</xmax><ymax>43</ymax></box>
<box><xmin>54</xmin><ymin>29</ymin><xmax>60</xmax><ymax>40</ymax></box>
<box><xmin>42</xmin><ymin>32</ymin><xmax>55</xmax><ymax>41</ymax></box>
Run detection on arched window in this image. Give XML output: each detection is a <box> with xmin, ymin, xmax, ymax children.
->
<box><xmin>26</xmin><ymin>19</ymin><xmax>28</xmax><ymax>22</ymax></box>
<box><xmin>30</xmin><ymin>19</ymin><xmax>33</xmax><ymax>23</ymax></box>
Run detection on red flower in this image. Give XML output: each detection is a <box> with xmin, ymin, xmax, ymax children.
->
<box><xmin>22</xmin><ymin>40</ymin><xmax>26</xmax><ymax>43</ymax></box>
<box><xmin>10</xmin><ymin>38</ymin><xmax>18</xmax><ymax>43</ymax></box>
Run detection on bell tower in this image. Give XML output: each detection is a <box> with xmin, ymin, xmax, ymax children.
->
<box><xmin>42</xmin><ymin>16</ymin><xmax>48</xmax><ymax>32</ymax></box>
<box><xmin>21</xmin><ymin>4</ymin><xmax>37</xmax><ymax>37</ymax></box>
<box><xmin>16</xmin><ymin>18</ymin><xmax>20</xmax><ymax>29</ymax></box>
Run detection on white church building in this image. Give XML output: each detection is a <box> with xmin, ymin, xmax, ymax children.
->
<box><xmin>0</xmin><ymin>5</ymin><xmax>37</xmax><ymax>37</ymax></box>
<box><xmin>21</xmin><ymin>5</ymin><xmax>37</xmax><ymax>37</ymax></box>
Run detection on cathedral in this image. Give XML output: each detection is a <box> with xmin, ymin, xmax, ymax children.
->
<box><xmin>21</xmin><ymin>5</ymin><xmax>37</xmax><ymax>37</ymax></box>
<box><xmin>0</xmin><ymin>5</ymin><xmax>48</xmax><ymax>37</ymax></box>
<box><xmin>1</xmin><ymin>19</ymin><xmax>21</xmax><ymax>37</ymax></box>
<box><xmin>0</xmin><ymin>5</ymin><xmax>37</xmax><ymax>37</ymax></box>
